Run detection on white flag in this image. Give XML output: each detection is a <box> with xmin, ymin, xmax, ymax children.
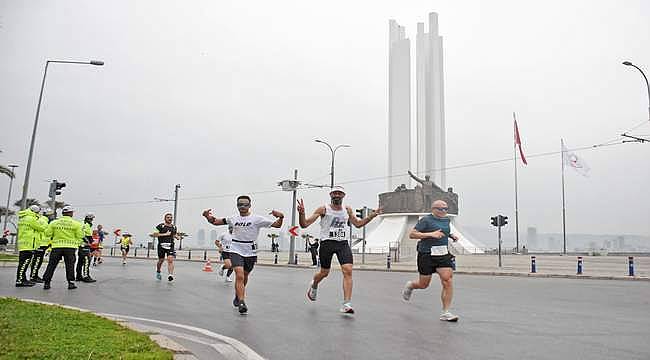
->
<box><xmin>562</xmin><ymin>142</ymin><xmax>590</xmax><ymax>177</ymax></box>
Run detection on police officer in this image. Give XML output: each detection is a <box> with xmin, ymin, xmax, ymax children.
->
<box><xmin>29</xmin><ymin>207</ymin><xmax>52</xmax><ymax>283</ymax></box>
<box><xmin>76</xmin><ymin>212</ymin><xmax>96</xmax><ymax>282</ymax></box>
<box><xmin>15</xmin><ymin>205</ymin><xmax>46</xmax><ymax>287</ymax></box>
<box><xmin>42</xmin><ymin>205</ymin><xmax>84</xmax><ymax>290</ymax></box>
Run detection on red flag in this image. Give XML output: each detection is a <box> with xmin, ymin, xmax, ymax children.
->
<box><xmin>514</xmin><ymin>119</ymin><xmax>528</xmax><ymax>165</ymax></box>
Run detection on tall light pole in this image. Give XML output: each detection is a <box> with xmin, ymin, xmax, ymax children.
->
<box><xmin>20</xmin><ymin>59</ymin><xmax>104</xmax><ymax>210</ymax></box>
<box><xmin>2</xmin><ymin>164</ymin><xmax>19</xmax><ymax>238</ymax></box>
<box><xmin>622</xmin><ymin>61</ymin><xmax>650</xmax><ymax>121</ymax></box>
<box><xmin>154</xmin><ymin>184</ymin><xmax>182</xmax><ymax>248</ymax></box>
<box><xmin>315</xmin><ymin>139</ymin><xmax>351</xmax><ymax>188</ymax></box>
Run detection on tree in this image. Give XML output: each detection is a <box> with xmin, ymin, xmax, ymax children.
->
<box><xmin>14</xmin><ymin>198</ymin><xmax>40</xmax><ymax>208</ymax></box>
<box><xmin>0</xmin><ymin>165</ymin><xmax>15</xmax><ymax>179</ymax></box>
<box><xmin>0</xmin><ymin>206</ymin><xmax>15</xmax><ymax>217</ymax></box>
<box><xmin>267</xmin><ymin>233</ymin><xmax>280</xmax><ymax>252</ymax></box>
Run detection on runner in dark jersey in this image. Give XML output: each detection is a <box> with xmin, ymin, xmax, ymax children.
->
<box><xmin>151</xmin><ymin>213</ymin><xmax>178</xmax><ymax>281</ymax></box>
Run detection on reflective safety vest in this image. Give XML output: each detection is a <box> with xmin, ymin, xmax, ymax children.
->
<box><xmin>37</xmin><ymin>214</ymin><xmax>50</xmax><ymax>247</ymax></box>
<box><xmin>17</xmin><ymin>209</ymin><xmax>46</xmax><ymax>251</ymax></box>
<box><xmin>44</xmin><ymin>216</ymin><xmax>84</xmax><ymax>249</ymax></box>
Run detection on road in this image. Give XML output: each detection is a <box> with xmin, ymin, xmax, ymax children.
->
<box><xmin>1</xmin><ymin>258</ymin><xmax>649</xmax><ymax>360</ymax></box>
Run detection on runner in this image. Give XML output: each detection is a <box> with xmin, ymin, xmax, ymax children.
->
<box><xmin>214</xmin><ymin>224</ymin><xmax>234</xmax><ymax>282</ymax></box>
<box><xmin>401</xmin><ymin>200</ymin><xmax>460</xmax><ymax>322</ymax></box>
<box><xmin>202</xmin><ymin>195</ymin><xmax>284</xmax><ymax>314</ymax></box>
<box><xmin>119</xmin><ymin>233</ymin><xmax>133</xmax><ymax>265</ymax></box>
<box><xmin>298</xmin><ymin>186</ymin><xmax>382</xmax><ymax>314</ymax></box>
<box><xmin>151</xmin><ymin>213</ymin><xmax>178</xmax><ymax>281</ymax></box>
<box><xmin>89</xmin><ymin>230</ymin><xmax>101</xmax><ymax>266</ymax></box>
<box><xmin>93</xmin><ymin>224</ymin><xmax>108</xmax><ymax>266</ymax></box>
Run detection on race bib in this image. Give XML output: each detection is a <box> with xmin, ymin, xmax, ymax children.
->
<box><xmin>430</xmin><ymin>245</ymin><xmax>449</xmax><ymax>256</ymax></box>
<box><xmin>160</xmin><ymin>243</ymin><xmax>172</xmax><ymax>250</ymax></box>
<box><xmin>328</xmin><ymin>228</ymin><xmax>347</xmax><ymax>240</ymax></box>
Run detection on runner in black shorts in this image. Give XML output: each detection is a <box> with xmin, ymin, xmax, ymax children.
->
<box><xmin>401</xmin><ymin>200</ymin><xmax>460</xmax><ymax>322</ymax></box>
<box><xmin>203</xmin><ymin>195</ymin><xmax>284</xmax><ymax>314</ymax></box>
<box><xmin>298</xmin><ymin>187</ymin><xmax>382</xmax><ymax>314</ymax></box>
<box><xmin>215</xmin><ymin>224</ymin><xmax>234</xmax><ymax>282</ymax></box>
<box><xmin>152</xmin><ymin>213</ymin><xmax>178</xmax><ymax>282</ymax></box>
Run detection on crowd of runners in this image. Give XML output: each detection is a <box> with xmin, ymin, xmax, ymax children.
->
<box><xmin>15</xmin><ymin>187</ymin><xmax>460</xmax><ymax>321</ymax></box>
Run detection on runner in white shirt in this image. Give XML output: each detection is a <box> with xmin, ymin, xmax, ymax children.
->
<box><xmin>202</xmin><ymin>195</ymin><xmax>284</xmax><ymax>314</ymax></box>
<box><xmin>298</xmin><ymin>186</ymin><xmax>382</xmax><ymax>314</ymax></box>
<box><xmin>215</xmin><ymin>224</ymin><xmax>234</xmax><ymax>282</ymax></box>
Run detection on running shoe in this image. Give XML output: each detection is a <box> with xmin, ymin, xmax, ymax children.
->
<box><xmin>233</xmin><ymin>296</ymin><xmax>240</xmax><ymax>307</ymax></box>
<box><xmin>402</xmin><ymin>281</ymin><xmax>413</xmax><ymax>301</ymax></box>
<box><xmin>218</xmin><ymin>265</ymin><xmax>224</xmax><ymax>277</ymax></box>
<box><xmin>156</xmin><ymin>272</ymin><xmax>162</xmax><ymax>280</ymax></box>
<box><xmin>225</xmin><ymin>275</ymin><xmax>233</xmax><ymax>282</ymax></box>
<box><xmin>68</xmin><ymin>282</ymin><xmax>78</xmax><ymax>290</ymax></box>
<box><xmin>339</xmin><ymin>302</ymin><xmax>355</xmax><ymax>314</ymax></box>
<box><xmin>31</xmin><ymin>276</ymin><xmax>44</xmax><ymax>283</ymax></box>
<box><xmin>122</xmin><ymin>260</ymin><xmax>126</xmax><ymax>265</ymax></box>
<box><xmin>307</xmin><ymin>281</ymin><xmax>317</xmax><ymax>301</ymax></box>
<box><xmin>168</xmin><ymin>274</ymin><xmax>174</xmax><ymax>282</ymax></box>
<box><xmin>238</xmin><ymin>301</ymin><xmax>248</xmax><ymax>314</ymax></box>
<box><xmin>43</xmin><ymin>282</ymin><xmax>51</xmax><ymax>290</ymax></box>
<box><xmin>439</xmin><ymin>311</ymin><xmax>459</xmax><ymax>322</ymax></box>
<box><xmin>15</xmin><ymin>281</ymin><xmax>35</xmax><ymax>287</ymax></box>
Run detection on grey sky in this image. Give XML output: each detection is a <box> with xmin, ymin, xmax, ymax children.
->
<box><xmin>1</xmin><ymin>0</ymin><xmax>649</xmax><ymax>244</ymax></box>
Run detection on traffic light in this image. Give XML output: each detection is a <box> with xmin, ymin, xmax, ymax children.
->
<box><xmin>48</xmin><ymin>180</ymin><xmax>66</xmax><ymax>197</ymax></box>
<box><xmin>490</xmin><ymin>216</ymin><xmax>499</xmax><ymax>227</ymax></box>
<box><xmin>499</xmin><ymin>215</ymin><xmax>508</xmax><ymax>226</ymax></box>
<box><xmin>356</xmin><ymin>208</ymin><xmax>364</xmax><ymax>219</ymax></box>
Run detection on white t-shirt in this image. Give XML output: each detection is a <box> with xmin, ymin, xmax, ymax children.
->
<box><xmin>217</xmin><ymin>233</ymin><xmax>232</xmax><ymax>252</ymax></box>
<box><xmin>226</xmin><ymin>214</ymin><xmax>274</xmax><ymax>257</ymax></box>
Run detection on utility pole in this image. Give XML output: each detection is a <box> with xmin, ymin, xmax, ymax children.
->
<box><xmin>278</xmin><ymin>171</ymin><xmax>301</xmax><ymax>264</ymax></box>
<box><xmin>173</xmin><ymin>184</ymin><xmax>181</xmax><ymax>249</ymax></box>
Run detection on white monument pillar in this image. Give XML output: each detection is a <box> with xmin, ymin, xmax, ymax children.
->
<box><xmin>388</xmin><ymin>20</ymin><xmax>411</xmax><ymax>191</ymax></box>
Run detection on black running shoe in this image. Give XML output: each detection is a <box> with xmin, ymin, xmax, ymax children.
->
<box><xmin>81</xmin><ymin>277</ymin><xmax>97</xmax><ymax>283</ymax></box>
<box><xmin>68</xmin><ymin>282</ymin><xmax>78</xmax><ymax>290</ymax></box>
<box><xmin>43</xmin><ymin>282</ymin><xmax>51</xmax><ymax>290</ymax></box>
<box><xmin>31</xmin><ymin>276</ymin><xmax>44</xmax><ymax>283</ymax></box>
<box><xmin>15</xmin><ymin>281</ymin><xmax>35</xmax><ymax>287</ymax></box>
<box><xmin>238</xmin><ymin>301</ymin><xmax>248</xmax><ymax>314</ymax></box>
<box><xmin>233</xmin><ymin>296</ymin><xmax>240</xmax><ymax>308</ymax></box>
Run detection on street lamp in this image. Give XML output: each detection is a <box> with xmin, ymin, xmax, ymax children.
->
<box><xmin>314</xmin><ymin>139</ymin><xmax>351</xmax><ymax>189</ymax></box>
<box><xmin>622</xmin><ymin>61</ymin><xmax>650</xmax><ymax>121</ymax></box>
<box><xmin>19</xmin><ymin>59</ymin><xmax>104</xmax><ymax>210</ymax></box>
<box><xmin>154</xmin><ymin>184</ymin><xmax>182</xmax><ymax>247</ymax></box>
<box><xmin>2</xmin><ymin>164</ymin><xmax>19</xmax><ymax>239</ymax></box>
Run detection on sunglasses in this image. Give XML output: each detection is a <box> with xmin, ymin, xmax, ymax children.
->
<box><xmin>237</xmin><ymin>203</ymin><xmax>251</xmax><ymax>208</ymax></box>
<box><xmin>433</xmin><ymin>207</ymin><xmax>449</xmax><ymax>211</ymax></box>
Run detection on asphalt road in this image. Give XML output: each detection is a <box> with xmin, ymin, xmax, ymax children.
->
<box><xmin>2</xmin><ymin>258</ymin><xmax>649</xmax><ymax>360</ymax></box>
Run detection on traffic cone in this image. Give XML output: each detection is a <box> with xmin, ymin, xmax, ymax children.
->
<box><xmin>202</xmin><ymin>260</ymin><xmax>213</xmax><ymax>272</ymax></box>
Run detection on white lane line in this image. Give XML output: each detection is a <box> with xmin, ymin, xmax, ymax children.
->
<box><xmin>101</xmin><ymin>313</ymin><xmax>266</xmax><ymax>360</ymax></box>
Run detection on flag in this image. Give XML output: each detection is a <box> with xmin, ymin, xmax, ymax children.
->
<box><xmin>562</xmin><ymin>141</ymin><xmax>590</xmax><ymax>177</ymax></box>
<box><xmin>514</xmin><ymin>118</ymin><xmax>528</xmax><ymax>165</ymax></box>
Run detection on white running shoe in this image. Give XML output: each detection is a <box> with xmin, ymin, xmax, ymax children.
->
<box><xmin>218</xmin><ymin>265</ymin><xmax>224</xmax><ymax>277</ymax></box>
<box><xmin>307</xmin><ymin>281</ymin><xmax>317</xmax><ymax>301</ymax></box>
<box><xmin>439</xmin><ymin>311</ymin><xmax>459</xmax><ymax>322</ymax></box>
<box><xmin>402</xmin><ymin>281</ymin><xmax>413</xmax><ymax>301</ymax></box>
<box><xmin>168</xmin><ymin>274</ymin><xmax>174</xmax><ymax>282</ymax></box>
<box><xmin>340</xmin><ymin>302</ymin><xmax>355</xmax><ymax>314</ymax></box>
<box><xmin>225</xmin><ymin>275</ymin><xmax>233</xmax><ymax>282</ymax></box>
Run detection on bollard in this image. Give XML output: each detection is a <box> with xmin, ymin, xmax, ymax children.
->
<box><xmin>294</xmin><ymin>254</ymin><xmax>298</xmax><ymax>265</ymax></box>
<box><xmin>451</xmin><ymin>255</ymin><xmax>456</xmax><ymax>271</ymax></box>
<box><xmin>204</xmin><ymin>250</ymin><xmax>207</xmax><ymax>261</ymax></box>
<box><xmin>147</xmin><ymin>248</ymin><xmax>150</xmax><ymax>258</ymax></box>
<box><xmin>628</xmin><ymin>256</ymin><xmax>635</xmax><ymax>276</ymax></box>
<box><xmin>577</xmin><ymin>256</ymin><xmax>583</xmax><ymax>275</ymax></box>
<box><xmin>134</xmin><ymin>248</ymin><xmax>138</xmax><ymax>257</ymax></box>
<box><xmin>188</xmin><ymin>249</ymin><xmax>192</xmax><ymax>260</ymax></box>
<box><xmin>274</xmin><ymin>253</ymin><xmax>278</xmax><ymax>264</ymax></box>
<box><xmin>110</xmin><ymin>248</ymin><xmax>114</xmax><ymax>256</ymax></box>
<box><xmin>387</xmin><ymin>253</ymin><xmax>391</xmax><ymax>270</ymax></box>
<box><xmin>531</xmin><ymin>256</ymin><xmax>536</xmax><ymax>273</ymax></box>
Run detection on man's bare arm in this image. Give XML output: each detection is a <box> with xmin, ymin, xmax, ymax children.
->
<box><xmin>202</xmin><ymin>209</ymin><xmax>227</xmax><ymax>226</ymax></box>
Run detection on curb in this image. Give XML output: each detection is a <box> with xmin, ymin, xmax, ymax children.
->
<box><xmin>4</xmin><ymin>297</ymin><xmax>198</xmax><ymax>360</ymax></box>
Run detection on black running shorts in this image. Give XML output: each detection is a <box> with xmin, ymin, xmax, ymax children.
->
<box><xmin>157</xmin><ymin>245</ymin><xmax>176</xmax><ymax>259</ymax></box>
<box><xmin>319</xmin><ymin>240</ymin><xmax>353</xmax><ymax>269</ymax></box>
<box><xmin>417</xmin><ymin>252</ymin><xmax>454</xmax><ymax>275</ymax></box>
<box><xmin>120</xmin><ymin>246</ymin><xmax>130</xmax><ymax>253</ymax></box>
<box><xmin>221</xmin><ymin>251</ymin><xmax>231</xmax><ymax>261</ymax></box>
<box><xmin>230</xmin><ymin>253</ymin><xmax>256</xmax><ymax>273</ymax></box>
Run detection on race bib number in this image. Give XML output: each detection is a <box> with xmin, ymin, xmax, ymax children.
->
<box><xmin>160</xmin><ymin>243</ymin><xmax>172</xmax><ymax>250</ymax></box>
<box><xmin>430</xmin><ymin>245</ymin><xmax>449</xmax><ymax>256</ymax></box>
<box><xmin>329</xmin><ymin>228</ymin><xmax>347</xmax><ymax>239</ymax></box>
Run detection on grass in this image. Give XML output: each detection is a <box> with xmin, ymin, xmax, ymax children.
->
<box><xmin>0</xmin><ymin>298</ymin><xmax>173</xmax><ymax>360</ymax></box>
<box><xmin>0</xmin><ymin>253</ymin><xmax>18</xmax><ymax>262</ymax></box>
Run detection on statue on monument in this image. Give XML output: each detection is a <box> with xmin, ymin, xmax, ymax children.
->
<box><xmin>378</xmin><ymin>171</ymin><xmax>459</xmax><ymax>215</ymax></box>
<box><xmin>408</xmin><ymin>170</ymin><xmax>444</xmax><ymax>208</ymax></box>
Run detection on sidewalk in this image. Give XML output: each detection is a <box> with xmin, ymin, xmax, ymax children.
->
<box><xmin>98</xmin><ymin>248</ymin><xmax>649</xmax><ymax>281</ymax></box>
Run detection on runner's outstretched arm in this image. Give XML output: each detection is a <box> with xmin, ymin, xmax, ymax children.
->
<box><xmin>202</xmin><ymin>209</ymin><xmax>227</xmax><ymax>226</ymax></box>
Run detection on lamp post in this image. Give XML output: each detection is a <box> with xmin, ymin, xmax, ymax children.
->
<box><xmin>19</xmin><ymin>60</ymin><xmax>104</xmax><ymax>210</ymax></box>
<box><xmin>2</xmin><ymin>164</ymin><xmax>19</xmax><ymax>238</ymax></box>
<box><xmin>154</xmin><ymin>184</ymin><xmax>182</xmax><ymax>248</ymax></box>
<box><xmin>314</xmin><ymin>139</ymin><xmax>351</xmax><ymax>189</ymax></box>
<box><xmin>622</xmin><ymin>61</ymin><xmax>650</xmax><ymax>121</ymax></box>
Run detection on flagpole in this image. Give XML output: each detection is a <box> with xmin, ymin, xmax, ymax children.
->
<box><xmin>561</xmin><ymin>139</ymin><xmax>567</xmax><ymax>255</ymax></box>
<box><xmin>513</xmin><ymin>112</ymin><xmax>520</xmax><ymax>254</ymax></box>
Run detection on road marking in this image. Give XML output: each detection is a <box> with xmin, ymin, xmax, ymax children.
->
<box><xmin>101</xmin><ymin>313</ymin><xmax>265</xmax><ymax>360</ymax></box>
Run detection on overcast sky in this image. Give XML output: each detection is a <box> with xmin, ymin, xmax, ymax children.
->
<box><xmin>1</xmin><ymin>0</ymin><xmax>649</xmax><ymax>245</ymax></box>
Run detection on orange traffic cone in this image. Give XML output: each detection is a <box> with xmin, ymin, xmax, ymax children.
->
<box><xmin>202</xmin><ymin>260</ymin><xmax>213</xmax><ymax>272</ymax></box>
